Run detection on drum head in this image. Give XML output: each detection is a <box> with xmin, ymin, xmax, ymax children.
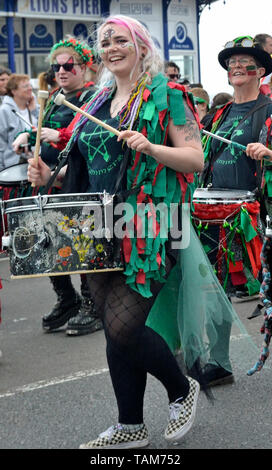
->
<box><xmin>0</xmin><ymin>163</ymin><xmax>28</xmax><ymax>185</ymax></box>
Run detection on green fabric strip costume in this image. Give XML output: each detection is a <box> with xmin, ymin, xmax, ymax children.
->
<box><xmin>122</xmin><ymin>74</ymin><xmax>196</xmax><ymax>297</ymax></box>
<box><xmin>69</xmin><ymin>73</ymin><xmax>197</xmax><ymax>297</ymax></box>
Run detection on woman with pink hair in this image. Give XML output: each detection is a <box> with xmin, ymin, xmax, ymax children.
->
<box><xmin>28</xmin><ymin>15</ymin><xmax>204</xmax><ymax>449</ymax></box>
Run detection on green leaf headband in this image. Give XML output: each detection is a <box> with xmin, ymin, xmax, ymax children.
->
<box><xmin>50</xmin><ymin>38</ymin><xmax>93</xmax><ymax>68</ymax></box>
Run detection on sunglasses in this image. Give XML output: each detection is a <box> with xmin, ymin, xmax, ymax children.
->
<box><xmin>168</xmin><ymin>74</ymin><xmax>180</xmax><ymax>79</ymax></box>
<box><xmin>224</xmin><ymin>37</ymin><xmax>254</xmax><ymax>49</ymax></box>
<box><xmin>51</xmin><ymin>62</ymin><xmax>82</xmax><ymax>73</ymax></box>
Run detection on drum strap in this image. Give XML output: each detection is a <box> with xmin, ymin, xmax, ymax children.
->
<box><xmin>40</xmin><ymin>151</ymin><xmax>69</xmax><ymax>195</ymax></box>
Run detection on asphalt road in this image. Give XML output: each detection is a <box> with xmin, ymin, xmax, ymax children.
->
<box><xmin>0</xmin><ymin>254</ymin><xmax>271</xmax><ymax>453</ymax></box>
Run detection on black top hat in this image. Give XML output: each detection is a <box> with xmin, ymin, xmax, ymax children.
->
<box><xmin>218</xmin><ymin>36</ymin><xmax>272</xmax><ymax>76</ymax></box>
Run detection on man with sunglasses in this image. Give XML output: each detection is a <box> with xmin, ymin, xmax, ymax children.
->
<box><xmin>164</xmin><ymin>60</ymin><xmax>181</xmax><ymax>82</ymax></box>
<box><xmin>13</xmin><ymin>37</ymin><xmax>102</xmax><ymax>339</ymax></box>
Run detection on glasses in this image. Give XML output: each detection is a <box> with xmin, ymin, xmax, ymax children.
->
<box><xmin>168</xmin><ymin>74</ymin><xmax>180</xmax><ymax>79</ymax></box>
<box><xmin>224</xmin><ymin>37</ymin><xmax>254</xmax><ymax>49</ymax></box>
<box><xmin>18</xmin><ymin>83</ymin><xmax>32</xmax><ymax>90</ymax></box>
<box><xmin>226</xmin><ymin>57</ymin><xmax>256</xmax><ymax>68</ymax></box>
<box><xmin>51</xmin><ymin>62</ymin><xmax>82</xmax><ymax>73</ymax></box>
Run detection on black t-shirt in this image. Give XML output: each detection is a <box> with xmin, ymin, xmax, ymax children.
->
<box><xmin>211</xmin><ymin>100</ymin><xmax>272</xmax><ymax>191</ymax></box>
<box><xmin>77</xmin><ymin>98</ymin><xmax>125</xmax><ymax>194</ymax></box>
<box><xmin>41</xmin><ymin>86</ymin><xmax>95</xmax><ymax>167</ymax></box>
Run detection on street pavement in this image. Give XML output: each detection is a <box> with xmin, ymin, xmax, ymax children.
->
<box><xmin>0</xmin><ymin>254</ymin><xmax>271</xmax><ymax>451</ymax></box>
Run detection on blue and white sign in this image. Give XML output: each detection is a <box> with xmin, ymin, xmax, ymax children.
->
<box><xmin>169</xmin><ymin>21</ymin><xmax>193</xmax><ymax>50</ymax></box>
<box><xmin>0</xmin><ymin>24</ymin><xmax>20</xmax><ymax>49</ymax></box>
<box><xmin>29</xmin><ymin>24</ymin><xmax>54</xmax><ymax>48</ymax></box>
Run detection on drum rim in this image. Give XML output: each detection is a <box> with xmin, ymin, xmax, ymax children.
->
<box><xmin>2</xmin><ymin>192</ymin><xmax>113</xmax><ymax>213</ymax></box>
<box><xmin>0</xmin><ymin>162</ymin><xmax>29</xmax><ymax>184</ymax></box>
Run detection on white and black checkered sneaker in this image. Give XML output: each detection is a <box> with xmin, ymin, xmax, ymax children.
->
<box><xmin>79</xmin><ymin>423</ymin><xmax>149</xmax><ymax>449</ymax></box>
<box><xmin>164</xmin><ymin>377</ymin><xmax>200</xmax><ymax>443</ymax></box>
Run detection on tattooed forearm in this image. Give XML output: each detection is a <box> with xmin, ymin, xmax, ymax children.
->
<box><xmin>176</xmin><ymin>119</ymin><xmax>201</xmax><ymax>142</ymax></box>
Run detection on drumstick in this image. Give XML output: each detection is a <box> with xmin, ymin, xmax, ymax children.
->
<box><xmin>54</xmin><ymin>92</ymin><xmax>121</xmax><ymax>137</ymax></box>
<box><xmin>32</xmin><ymin>90</ymin><xmax>49</xmax><ymax>187</ymax></box>
<box><xmin>202</xmin><ymin>129</ymin><xmax>247</xmax><ymax>151</ymax></box>
<box><xmin>202</xmin><ymin>129</ymin><xmax>270</xmax><ymax>160</ymax></box>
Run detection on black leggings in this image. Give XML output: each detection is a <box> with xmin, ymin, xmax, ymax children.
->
<box><xmin>86</xmin><ymin>257</ymin><xmax>189</xmax><ymax>424</ymax></box>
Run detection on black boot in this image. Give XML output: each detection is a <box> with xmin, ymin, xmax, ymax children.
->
<box><xmin>66</xmin><ymin>275</ymin><xmax>103</xmax><ymax>336</ymax></box>
<box><xmin>43</xmin><ymin>276</ymin><xmax>81</xmax><ymax>331</ymax></box>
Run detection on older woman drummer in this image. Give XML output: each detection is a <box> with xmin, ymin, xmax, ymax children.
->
<box><xmin>197</xmin><ymin>36</ymin><xmax>272</xmax><ymax>387</ymax></box>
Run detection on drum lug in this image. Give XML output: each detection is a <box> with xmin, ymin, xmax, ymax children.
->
<box><xmin>102</xmin><ymin>191</ymin><xmax>114</xmax><ymax>241</ymax></box>
<box><xmin>266</xmin><ymin>215</ymin><xmax>272</xmax><ymax>237</ymax></box>
<box><xmin>2</xmin><ymin>234</ymin><xmax>11</xmax><ymax>249</ymax></box>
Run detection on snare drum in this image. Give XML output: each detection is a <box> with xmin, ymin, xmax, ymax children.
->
<box><xmin>0</xmin><ymin>162</ymin><xmax>28</xmax><ymax>186</ymax></box>
<box><xmin>192</xmin><ymin>188</ymin><xmax>263</xmax><ymax>295</ymax></box>
<box><xmin>0</xmin><ymin>163</ymin><xmax>30</xmax><ymax>251</ymax></box>
<box><xmin>1</xmin><ymin>192</ymin><xmax>123</xmax><ymax>278</ymax></box>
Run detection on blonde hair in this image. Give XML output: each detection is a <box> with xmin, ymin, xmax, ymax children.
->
<box><xmin>94</xmin><ymin>15</ymin><xmax>163</xmax><ymax>90</ymax></box>
<box><xmin>6</xmin><ymin>74</ymin><xmax>30</xmax><ymax>97</ymax></box>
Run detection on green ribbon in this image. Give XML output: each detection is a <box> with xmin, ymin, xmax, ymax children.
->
<box><xmin>240</xmin><ymin>207</ymin><xmax>257</xmax><ymax>242</ymax></box>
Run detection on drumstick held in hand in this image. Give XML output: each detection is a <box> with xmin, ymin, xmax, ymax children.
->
<box><xmin>32</xmin><ymin>90</ymin><xmax>49</xmax><ymax>187</ymax></box>
<box><xmin>202</xmin><ymin>129</ymin><xmax>270</xmax><ymax>160</ymax></box>
<box><xmin>54</xmin><ymin>92</ymin><xmax>121</xmax><ymax>137</ymax></box>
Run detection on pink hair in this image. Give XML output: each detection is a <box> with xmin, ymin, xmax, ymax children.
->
<box><xmin>100</xmin><ymin>16</ymin><xmax>152</xmax><ymax>62</ymax></box>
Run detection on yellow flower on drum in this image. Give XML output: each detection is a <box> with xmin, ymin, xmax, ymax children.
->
<box><xmin>96</xmin><ymin>244</ymin><xmax>104</xmax><ymax>253</ymax></box>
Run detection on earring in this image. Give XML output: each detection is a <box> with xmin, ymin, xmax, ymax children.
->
<box><xmin>141</xmin><ymin>53</ymin><xmax>146</xmax><ymax>59</ymax></box>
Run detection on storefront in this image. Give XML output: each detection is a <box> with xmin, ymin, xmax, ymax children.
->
<box><xmin>0</xmin><ymin>0</ymin><xmax>217</xmax><ymax>83</ymax></box>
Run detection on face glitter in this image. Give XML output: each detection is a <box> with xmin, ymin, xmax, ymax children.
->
<box><xmin>103</xmin><ymin>28</ymin><xmax>115</xmax><ymax>39</ymax></box>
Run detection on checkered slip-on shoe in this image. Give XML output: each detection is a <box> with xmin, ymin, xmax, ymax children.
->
<box><xmin>164</xmin><ymin>377</ymin><xmax>200</xmax><ymax>443</ymax></box>
<box><xmin>79</xmin><ymin>423</ymin><xmax>149</xmax><ymax>449</ymax></box>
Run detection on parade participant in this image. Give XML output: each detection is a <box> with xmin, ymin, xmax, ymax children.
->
<box><xmin>190</xmin><ymin>87</ymin><xmax>210</xmax><ymax>123</ymax></box>
<box><xmin>13</xmin><ymin>37</ymin><xmax>102</xmax><ymax>337</ymax></box>
<box><xmin>246</xmin><ymin>104</ymin><xmax>272</xmax><ymax>377</ymax></box>
<box><xmin>196</xmin><ymin>36</ymin><xmax>272</xmax><ymax>387</ymax></box>
<box><xmin>28</xmin><ymin>14</ymin><xmax>205</xmax><ymax>449</ymax></box>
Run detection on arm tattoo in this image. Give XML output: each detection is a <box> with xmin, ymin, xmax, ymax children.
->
<box><xmin>183</xmin><ymin>119</ymin><xmax>201</xmax><ymax>142</ymax></box>
<box><xmin>175</xmin><ymin>99</ymin><xmax>201</xmax><ymax>142</ymax></box>
<box><xmin>176</xmin><ymin>119</ymin><xmax>201</xmax><ymax>142</ymax></box>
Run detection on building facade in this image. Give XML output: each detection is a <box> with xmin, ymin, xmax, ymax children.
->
<box><xmin>0</xmin><ymin>0</ymin><xmax>215</xmax><ymax>83</ymax></box>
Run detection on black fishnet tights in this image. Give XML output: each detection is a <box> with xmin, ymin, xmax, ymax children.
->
<box><xmin>86</xmin><ymin>258</ymin><xmax>189</xmax><ymax>424</ymax></box>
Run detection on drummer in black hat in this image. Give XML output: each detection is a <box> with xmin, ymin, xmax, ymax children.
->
<box><xmin>204</xmin><ymin>36</ymin><xmax>272</xmax><ymax>192</ymax></box>
<box><xmin>196</xmin><ymin>36</ymin><xmax>272</xmax><ymax>388</ymax></box>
